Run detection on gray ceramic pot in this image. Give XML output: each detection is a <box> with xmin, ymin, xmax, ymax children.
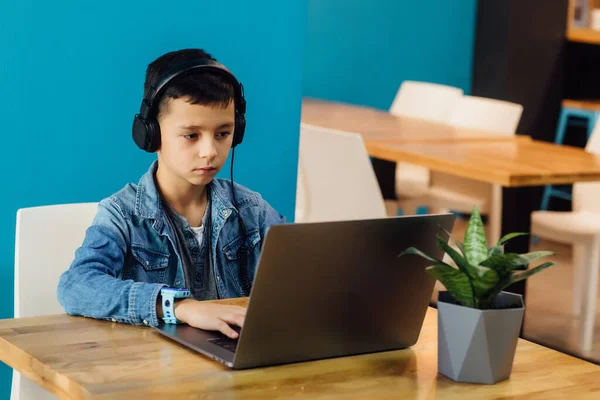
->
<box><xmin>437</xmin><ymin>291</ymin><xmax>525</xmax><ymax>384</ymax></box>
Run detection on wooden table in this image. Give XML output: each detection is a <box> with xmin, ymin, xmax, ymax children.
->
<box><xmin>302</xmin><ymin>98</ymin><xmax>530</xmax><ymax>144</ymax></box>
<box><xmin>366</xmin><ymin>138</ymin><xmax>600</xmax><ymax>299</ymax></box>
<box><xmin>301</xmin><ymin>97</ymin><xmax>530</xmax><ymax>204</ymax></box>
<box><xmin>366</xmin><ymin>139</ymin><xmax>600</xmax><ymax>187</ymax></box>
<box><xmin>562</xmin><ymin>99</ymin><xmax>600</xmax><ymax>113</ymax></box>
<box><xmin>1</xmin><ymin>298</ymin><xmax>599</xmax><ymax>399</ymax></box>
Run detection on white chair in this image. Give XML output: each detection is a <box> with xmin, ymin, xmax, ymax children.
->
<box><xmin>447</xmin><ymin>95</ymin><xmax>523</xmax><ymax>134</ymax></box>
<box><xmin>415</xmin><ymin>96</ymin><xmax>524</xmax><ymax>244</ymax></box>
<box><xmin>390</xmin><ymin>81</ymin><xmax>465</xmax><ymax>122</ymax></box>
<box><xmin>389</xmin><ymin>81</ymin><xmax>464</xmax><ymax>215</ymax></box>
<box><xmin>531</xmin><ymin>120</ymin><xmax>600</xmax><ymax>353</ymax></box>
<box><xmin>12</xmin><ymin>203</ymin><xmax>98</xmax><ymax>400</ymax></box>
<box><xmin>295</xmin><ymin>123</ymin><xmax>387</xmax><ymax>222</ymax></box>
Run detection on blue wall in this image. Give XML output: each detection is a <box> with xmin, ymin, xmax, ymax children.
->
<box><xmin>303</xmin><ymin>0</ymin><xmax>477</xmax><ymax>110</ymax></box>
<box><xmin>0</xmin><ymin>1</ymin><xmax>306</xmax><ymax>396</ymax></box>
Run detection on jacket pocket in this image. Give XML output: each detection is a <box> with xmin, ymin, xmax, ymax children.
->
<box><xmin>222</xmin><ymin>229</ymin><xmax>261</xmax><ymax>261</ymax></box>
<box><xmin>131</xmin><ymin>245</ymin><xmax>170</xmax><ymax>282</ymax></box>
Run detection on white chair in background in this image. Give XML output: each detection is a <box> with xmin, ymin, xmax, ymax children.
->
<box><xmin>12</xmin><ymin>203</ymin><xmax>98</xmax><ymax>400</ymax></box>
<box><xmin>389</xmin><ymin>81</ymin><xmax>465</xmax><ymax>122</ymax></box>
<box><xmin>389</xmin><ymin>81</ymin><xmax>464</xmax><ymax>215</ymax></box>
<box><xmin>447</xmin><ymin>95</ymin><xmax>523</xmax><ymax>134</ymax></box>
<box><xmin>531</xmin><ymin>119</ymin><xmax>600</xmax><ymax>354</ymax></box>
<box><xmin>415</xmin><ymin>96</ymin><xmax>524</xmax><ymax>244</ymax></box>
<box><xmin>295</xmin><ymin>123</ymin><xmax>387</xmax><ymax>222</ymax></box>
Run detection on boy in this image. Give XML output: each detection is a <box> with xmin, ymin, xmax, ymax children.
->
<box><xmin>57</xmin><ymin>49</ymin><xmax>285</xmax><ymax>339</ymax></box>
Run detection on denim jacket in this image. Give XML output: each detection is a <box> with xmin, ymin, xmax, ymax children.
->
<box><xmin>57</xmin><ymin>161</ymin><xmax>285</xmax><ymax>327</ymax></box>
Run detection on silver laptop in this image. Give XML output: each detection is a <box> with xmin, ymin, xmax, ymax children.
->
<box><xmin>154</xmin><ymin>214</ymin><xmax>455</xmax><ymax>369</ymax></box>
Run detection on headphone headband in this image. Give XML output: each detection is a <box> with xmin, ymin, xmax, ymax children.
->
<box><xmin>141</xmin><ymin>58</ymin><xmax>246</xmax><ymax>119</ymax></box>
<box><xmin>132</xmin><ymin>58</ymin><xmax>247</xmax><ymax>152</ymax></box>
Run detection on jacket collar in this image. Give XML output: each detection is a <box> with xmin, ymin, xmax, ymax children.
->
<box><xmin>134</xmin><ymin>161</ymin><xmax>236</xmax><ymax>222</ymax></box>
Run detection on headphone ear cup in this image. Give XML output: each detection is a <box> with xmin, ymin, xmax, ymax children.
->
<box><xmin>146</xmin><ymin>120</ymin><xmax>161</xmax><ymax>153</ymax></box>
<box><xmin>232</xmin><ymin>113</ymin><xmax>246</xmax><ymax>148</ymax></box>
<box><xmin>132</xmin><ymin>114</ymin><xmax>161</xmax><ymax>153</ymax></box>
<box><xmin>132</xmin><ymin>114</ymin><xmax>150</xmax><ymax>151</ymax></box>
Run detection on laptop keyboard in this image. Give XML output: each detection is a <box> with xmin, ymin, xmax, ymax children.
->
<box><xmin>209</xmin><ymin>337</ymin><xmax>238</xmax><ymax>352</ymax></box>
<box><xmin>208</xmin><ymin>326</ymin><xmax>241</xmax><ymax>352</ymax></box>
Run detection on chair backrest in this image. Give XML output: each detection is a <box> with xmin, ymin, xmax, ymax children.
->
<box><xmin>12</xmin><ymin>202</ymin><xmax>98</xmax><ymax>400</ymax></box>
<box><xmin>447</xmin><ymin>95</ymin><xmax>524</xmax><ymax>135</ymax></box>
<box><xmin>14</xmin><ymin>203</ymin><xmax>98</xmax><ymax>318</ymax></box>
<box><xmin>295</xmin><ymin>123</ymin><xmax>387</xmax><ymax>222</ymax></box>
<box><xmin>389</xmin><ymin>81</ymin><xmax>464</xmax><ymax>123</ymax></box>
<box><xmin>574</xmin><ymin>120</ymin><xmax>600</xmax><ymax>212</ymax></box>
<box><xmin>429</xmin><ymin>96</ymin><xmax>524</xmax><ymax>207</ymax></box>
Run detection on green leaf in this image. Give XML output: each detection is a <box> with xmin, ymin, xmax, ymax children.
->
<box><xmin>487</xmin><ymin>245</ymin><xmax>504</xmax><ymax>258</ymax></box>
<box><xmin>482</xmin><ymin>275</ymin><xmax>513</xmax><ymax>308</ymax></box>
<box><xmin>399</xmin><ymin>247</ymin><xmax>439</xmax><ymax>264</ymax></box>
<box><xmin>438</xmin><ymin>225</ymin><xmax>465</xmax><ymax>255</ymax></box>
<box><xmin>472</xmin><ymin>267</ymin><xmax>499</xmax><ymax>300</ymax></box>
<box><xmin>425</xmin><ymin>264</ymin><xmax>474</xmax><ymax>308</ymax></box>
<box><xmin>436</xmin><ymin>235</ymin><xmax>476</xmax><ymax>277</ymax></box>
<box><xmin>464</xmin><ymin>206</ymin><xmax>488</xmax><ymax>266</ymax></box>
<box><xmin>480</xmin><ymin>251</ymin><xmax>555</xmax><ymax>274</ymax></box>
<box><xmin>436</xmin><ymin>235</ymin><xmax>499</xmax><ymax>299</ymax></box>
<box><xmin>436</xmin><ymin>235</ymin><xmax>474</xmax><ymax>276</ymax></box>
<box><xmin>483</xmin><ymin>262</ymin><xmax>556</xmax><ymax>307</ymax></box>
<box><xmin>456</xmin><ymin>241</ymin><xmax>465</xmax><ymax>256</ymax></box>
<box><xmin>509</xmin><ymin>262</ymin><xmax>556</xmax><ymax>285</ymax></box>
<box><xmin>400</xmin><ymin>246</ymin><xmax>459</xmax><ymax>270</ymax></box>
<box><xmin>497</xmin><ymin>232</ymin><xmax>529</xmax><ymax>246</ymax></box>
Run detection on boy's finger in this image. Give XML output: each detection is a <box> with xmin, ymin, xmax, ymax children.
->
<box><xmin>217</xmin><ymin>321</ymin><xmax>239</xmax><ymax>339</ymax></box>
<box><xmin>222</xmin><ymin>313</ymin><xmax>245</xmax><ymax>328</ymax></box>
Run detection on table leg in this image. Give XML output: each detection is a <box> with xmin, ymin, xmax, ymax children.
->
<box><xmin>501</xmin><ymin>186</ymin><xmax>543</xmax><ymax>338</ymax></box>
<box><xmin>488</xmin><ymin>184</ymin><xmax>503</xmax><ymax>245</ymax></box>
<box><xmin>371</xmin><ymin>158</ymin><xmax>397</xmax><ymax>200</ymax></box>
<box><xmin>500</xmin><ymin>186</ymin><xmax>535</xmax><ymax>298</ymax></box>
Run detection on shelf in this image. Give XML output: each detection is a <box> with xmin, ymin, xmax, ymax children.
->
<box><xmin>567</xmin><ymin>26</ymin><xmax>600</xmax><ymax>44</ymax></box>
<box><xmin>562</xmin><ymin>99</ymin><xmax>600</xmax><ymax>111</ymax></box>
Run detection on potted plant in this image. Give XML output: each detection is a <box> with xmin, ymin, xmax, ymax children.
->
<box><xmin>400</xmin><ymin>206</ymin><xmax>556</xmax><ymax>384</ymax></box>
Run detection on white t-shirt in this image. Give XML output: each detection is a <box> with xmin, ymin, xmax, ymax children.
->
<box><xmin>191</xmin><ymin>225</ymin><xmax>204</xmax><ymax>248</ymax></box>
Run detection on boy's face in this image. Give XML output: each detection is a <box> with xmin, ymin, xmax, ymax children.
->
<box><xmin>157</xmin><ymin>97</ymin><xmax>235</xmax><ymax>187</ymax></box>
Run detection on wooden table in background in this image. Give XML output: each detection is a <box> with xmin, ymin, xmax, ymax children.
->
<box><xmin>0</xmin><ymin>298</ymin><xmax>599</xmax><ymax>399</ymax></box>
<box><xmin>562</xmin><ymin>99</ymin><xmax>600</xmax><ymax>113</ymax></box>
<box><xmin>366</xmin><ymin>138</ymin><xmax>600</xmax><ymax>299</ymax></box>
<box><xmin>301</xmin><ymin>97</ymin><xmax>532</xmax><ymax>221</ymax></box>
<box><xmin>366</xmin><ymin>139</ymin><xmax>600</xmax><ymax>187</ymax></box>
<box><xmin>302</xmin><ymin>98</ymin><xmax>530</xmax><ymax>144</ymax></box>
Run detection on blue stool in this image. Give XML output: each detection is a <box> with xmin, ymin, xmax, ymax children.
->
<box><xmin>539</xmin><ymin>101</ymin><xmax>600</xmax><ymax>211</ymax></box>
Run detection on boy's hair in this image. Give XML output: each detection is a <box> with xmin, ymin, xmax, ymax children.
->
<box><xmin>144</xmin><ymin>48</ymin><xmax>235</xmax><ymax>120</ymax></box>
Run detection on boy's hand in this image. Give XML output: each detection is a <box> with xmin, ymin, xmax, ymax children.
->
<box><xmin>173</xmin><ymin>299</ymin><xmax>246</xmax><ymax>339</ymax></box>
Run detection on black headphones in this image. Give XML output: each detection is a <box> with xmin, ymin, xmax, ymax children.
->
<box><xmin>132</xmin><ymin>58</ymin><xmax>247</xmax><ymax>153</ymax></box>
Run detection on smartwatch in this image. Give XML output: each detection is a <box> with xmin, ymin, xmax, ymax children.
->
<box><xmin>160</xmin><ymin>287</ymin><xmax>191</xmax><ymax>324</ymax></box>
